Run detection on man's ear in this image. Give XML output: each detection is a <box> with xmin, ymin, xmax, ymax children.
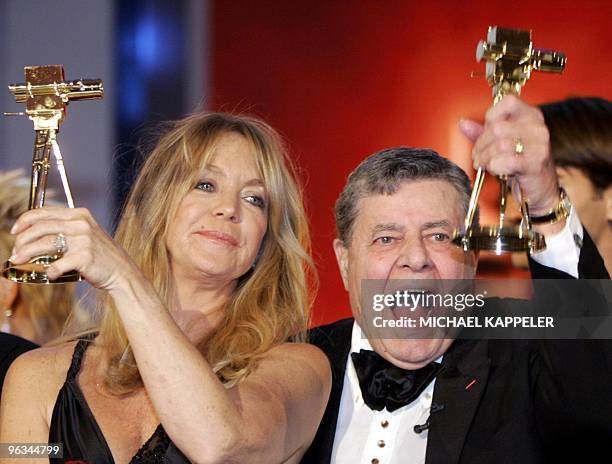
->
<box><xmin>333</xmin><ymin>238</ymin><xmax>349</xmax><ymax>291</ymax></box>
<box><xmin>0</xmin><ymin>278</ymin><xmax>18</xmax><ymax>310</ymax></box>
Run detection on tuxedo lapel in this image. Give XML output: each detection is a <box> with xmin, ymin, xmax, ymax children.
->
<box><xmin>425</xmin><ymin>339</ymin><xmax>491</xmax><ymax>464</ymax></box>
<box><xmin>301</xmin><ymin>318</ymin><xmax>354</xmax><ymax>464</ymax></box>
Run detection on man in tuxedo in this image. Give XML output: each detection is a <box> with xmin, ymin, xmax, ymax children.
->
<box><xmin>0</xmin><ymin>332</ymin><xmax>36</xmax><ymax>398</ymax></box>
<box><xmin>302</xmin><ymin>96</ymin><xmax>611</xmax><ymax>463</ymax></box>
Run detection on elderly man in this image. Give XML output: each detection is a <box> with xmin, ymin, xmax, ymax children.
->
<box><xmin>302</xmin><ymin>96</ymin><xmax>610</xmax><ymax>464</ymax></box>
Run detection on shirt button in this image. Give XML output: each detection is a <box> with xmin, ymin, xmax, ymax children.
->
<box><xmin>381</xmin><ymin>420</ymin><xmax>389</xmax><ymax>428</ymax></box>
<box><xmin>371</xmin><ymin>459</ymin><xmax>380</xmax><ymax>464</ymax></box>
<box><xmin>378</xmin><ymin>440</ymin><xmax>386</xmax><ymax>448</ymax></box>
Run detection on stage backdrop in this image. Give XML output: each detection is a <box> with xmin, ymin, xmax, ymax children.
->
<box><xmin>210</xmin><ymin>0</ymin><xmax>612</xmax><ymax>325</ymax></box>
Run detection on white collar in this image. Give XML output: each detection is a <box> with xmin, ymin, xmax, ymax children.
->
<box><xmin>350</xmin><ymin>320</ymin><xmax>374</xmax><ymax>353</ymax></box>
<box><xmin>347</xmin><ymin>322</ymin><xmax>369</xmax><ymax>405</ymax></box>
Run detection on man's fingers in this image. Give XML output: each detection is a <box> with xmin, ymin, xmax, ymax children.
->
<box><xmin>486</xmin><ymin>154</ymin><xmax>525</xmax><ymax>177</ymax></box>
<box><xmin>484</xmin><ymin>94</ymin><xmax>545</xmax><ymax>125</ymax></box>
<box><xmin>458</xmin><ymin>119</ymin><xmax>484</xmax><ymax>143</ymax></box>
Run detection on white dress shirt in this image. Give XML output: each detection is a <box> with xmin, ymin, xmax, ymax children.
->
<box><xmin>331</xmin><ymin>323</ymin><xmax>438</xmax><ymax>464</ymax></box>
<box><xmin>330</xmin><ymin>210</ymin><xmax>583</xmax><ymax>464</ymax></box>
<box><xmin>530</xmin><ymin>205</ymin><xmax>583</xmax><ymax>278</ymax></box>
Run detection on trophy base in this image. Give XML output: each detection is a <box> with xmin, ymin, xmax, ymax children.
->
<box><xmin>452</xmin><ymin>226</ymin><xmax>546</xmax><ymax>255</ymax></box>
<box><xmin>2</xmin><ymin>256</ymin><xmax>81</xmax><ymax>284</ymax></box>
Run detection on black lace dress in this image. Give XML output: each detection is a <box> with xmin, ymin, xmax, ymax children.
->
<box><xmin>49</xmin><ymin>337</ymin><xmax>191</xmax><ymax>463</ymax></box>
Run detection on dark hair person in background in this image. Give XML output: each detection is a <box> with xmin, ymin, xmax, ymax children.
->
<box><xmin>1</xmin><ymin>113</ymin><xmax>331</xmax><ymax>463</ymax></box>
<box><xmin>540</xmin><ymin>96</ymin><xmax>612</xmax><ymax>274</ymax></box>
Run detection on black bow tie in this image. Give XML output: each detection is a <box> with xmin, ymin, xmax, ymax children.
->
<box><xmin>351</xmin><ymin>349</ymin><xmax>443</xmax><ymax>412</ymax></box>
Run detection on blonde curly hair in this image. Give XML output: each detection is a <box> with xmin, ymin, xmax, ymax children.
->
<box><xmin>89</xmin><ymin>112</ymin><xmax>316</xmax><ymax>395</ymax></box>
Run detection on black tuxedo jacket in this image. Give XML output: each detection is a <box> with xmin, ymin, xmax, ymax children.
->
<box><xmin>302</xmin><ymin>232</ymin><xmax>611</xmax><ymax>464</ymax></box>
<box><xmin>0</xmin><ymin>332</ymin><xmax>37</xmax><ymax>397</ymax></box>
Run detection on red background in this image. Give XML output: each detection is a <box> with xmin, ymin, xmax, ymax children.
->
<box><xmin>210</xmin><ymin>1</ymin><xmax>612</xmax><ymax>325</ymax></box>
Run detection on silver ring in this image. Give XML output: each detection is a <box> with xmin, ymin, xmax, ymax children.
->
<box><xmin>54</xmin><ymin>233</ymin><xmax>67</xmax><ymax>255</ymax></box>
<box><xmin>514</xmin><ymin>137</ymin><xmax>524</xmax><ymax>156</ymax></box>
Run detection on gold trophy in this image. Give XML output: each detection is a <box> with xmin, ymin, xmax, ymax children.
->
<box><xmin>2</xmin><ymin>65</ymin><xmax>103</xmax><ymax>283</ymax></box>
<box><xmin>453</xmin><ymin>27</ymin><xmax>566</xmax><ymax>254</ymax></box>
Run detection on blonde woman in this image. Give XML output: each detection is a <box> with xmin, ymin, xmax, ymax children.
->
<box><xmin>0</xmin><ymin>113</ymin><xmax>331</xmax><ymax>463</ymax></box>
<box><xmin>0</xmin><ymin>170</ymin><xmax>78</xmax><ymax>345</ymax></box>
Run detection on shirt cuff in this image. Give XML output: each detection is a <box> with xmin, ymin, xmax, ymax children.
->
<box><xmin>531</xmin><ymin>206</ymin><xmax>583</xmax><ymax>278</ymax></box>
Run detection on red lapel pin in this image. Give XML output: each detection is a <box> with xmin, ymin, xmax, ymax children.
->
<box><xmin>465</xmin><ymin>379</ymin><xmax>477</xmax><ymax>390</ymax></box>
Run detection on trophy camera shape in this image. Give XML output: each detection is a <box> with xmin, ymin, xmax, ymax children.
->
<box><xmin>2</xmin><ymin>65</ymin><xmax>103</xmax><ymax>283</ymax></box>
<box><xmin>452</xmin><ymin>27</ymin><xmax>566</xmax><ymax>255</ymax></box>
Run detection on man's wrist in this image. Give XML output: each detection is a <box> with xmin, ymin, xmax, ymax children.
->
<box><xmin>530</xmin><ymin>188</ymin><xmax>571</xmax><ymax>225</ymax></box>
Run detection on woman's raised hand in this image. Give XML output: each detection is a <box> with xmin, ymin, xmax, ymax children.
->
<box><xmin>10</xmin><ymin>207</ymin><xmax>138</xmax><ymax>291</ymax></box>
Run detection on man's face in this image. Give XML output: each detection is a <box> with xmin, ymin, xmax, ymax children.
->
<box><xmin>334</xmin><ymin>179</ymin><xmax>477</xmax><ymax>369</ymax></box>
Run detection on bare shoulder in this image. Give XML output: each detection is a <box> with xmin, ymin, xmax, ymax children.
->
<box><xmin>3</xmin><ymin>341</ymin><xmax>78</xmax><ymax>410</ymax></box>
<box><xmin>252</xmin><ymin>342</ymin><xmax>332</xmax><ymax>402</ymax></box>
<box><xmin>8</xmin><ymin>340</ymin><xmax>77</xmax><ymax>378</ymax></box>
<box><xmin>265</xmin><ymin>342</ymin><xmax>331</xmax><ymax>379</ymax></box>
<box><xmin>230</xmin><ymin>342</ymin><xmax>331</xmax><ymax>457</ymax></box>
<box><xmin>1</xmin><ymin>341</ymin><xmax>81</xmax><ymax>443</ymax></box>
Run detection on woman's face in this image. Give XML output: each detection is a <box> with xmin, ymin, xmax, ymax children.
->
<box><xmin>166</xmin><ymin>132</ymin><xmax>268</xmax><ymax>288</ymax></box>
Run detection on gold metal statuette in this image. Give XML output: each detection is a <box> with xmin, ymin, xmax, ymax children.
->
<box><xmin>2</xmin><ymin>65</ymin><xmax>103</xmax><ymax>283</ymax></box>
<box><xmin>453</xmin><ymin>26</ymin><xmax>566</xmax><ymax>255</ymax></box>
